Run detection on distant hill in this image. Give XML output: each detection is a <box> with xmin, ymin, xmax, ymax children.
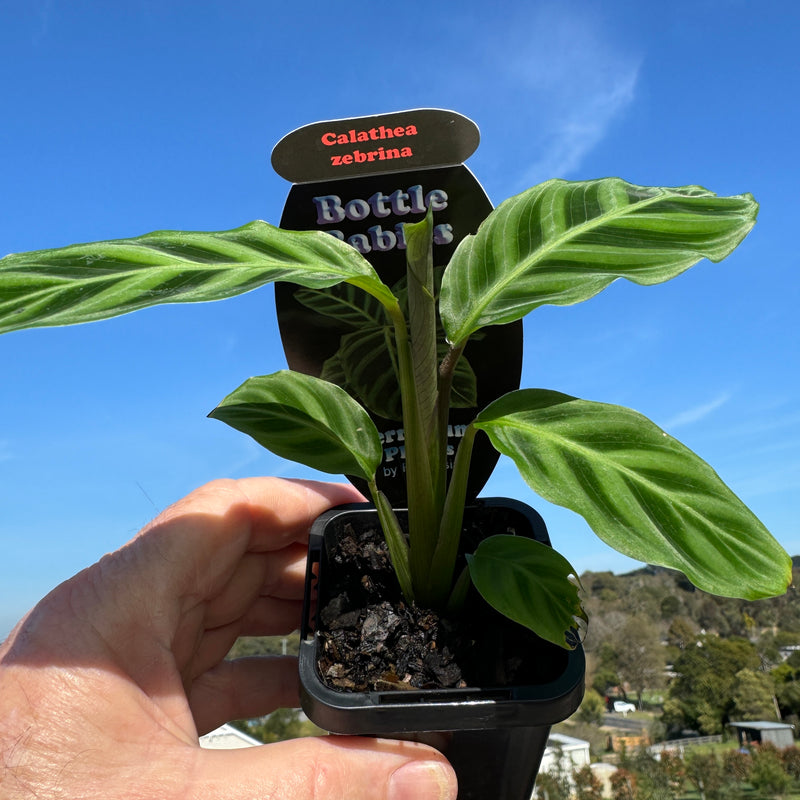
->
<box><xmin>579</xmin><ymin>558</ymin><xmax>800</xmax><ymax>653</ymax></box>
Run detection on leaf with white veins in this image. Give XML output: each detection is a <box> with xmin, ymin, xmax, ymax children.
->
<box><xmin>474</xmin><ymin>389</ymin><xmax>791</xmax><ymax>600</ymax></box>
<box><xmin>0</xmin><ymin>221</ymin><xmax>395</xmax><ymax>333</ymax></box>
<box><xmin>441</xmin><ymin>179</ymin><xmax>758</xmax><ymax>344</ymax></box>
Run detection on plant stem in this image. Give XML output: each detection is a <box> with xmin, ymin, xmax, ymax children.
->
<box><xmin>437</xmin><ymin>340</ymin><xmax>466</xmax><ymax>474</ymax></box>
<box><xmin>369</xmin><ymin>479</ymin><xmax>414</xmax><ymax>601</ymax></box>
<box><xmin>386</xmin><ymin>302</ymin><xmax>437</xmax><ymax>602</ymax></box>
<box><xmin>427</xmin><ymin>422</ymin><xmax>478</xmax><ymax>607</ymax></box>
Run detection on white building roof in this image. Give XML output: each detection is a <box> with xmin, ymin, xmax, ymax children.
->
<box><xmin>546</xmin><ymin>732</ymin><xmax>591</xmax><ymax>752</ymax></box>
<box><xmin>199</xmin><ymin>723</ymin><xmax>261</xmax><ymax>749</ymax></box>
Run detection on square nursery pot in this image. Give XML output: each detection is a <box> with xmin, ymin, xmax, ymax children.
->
<box><xmin>299</xmin><ymin>497</ymin><xmax>585</xmax><ymax>800</ymax></box>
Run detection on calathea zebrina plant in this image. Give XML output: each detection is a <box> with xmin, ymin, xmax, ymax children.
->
<box><xmin>0</xmin><ymin>178</ymin><xmax>791</xmax><ymax>649</ymax></box>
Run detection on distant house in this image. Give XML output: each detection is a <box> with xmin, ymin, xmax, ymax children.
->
<box><xmin>729</xmin><ymin>721</ymin><xmax>795</xmax><ymax>749</ymax></box>
<box><xmin>779</xmin><ymin>645</ymin><xmax>800</xmax><ymax>661</ymax></box>
<box><xmin>538</xmin><ymin>733</ymin><xmax>591</xmax><ymax>775</ymax></box>
<box><xmin>199</xmin><ymin>723</ymin><xmax>261</xmax><ymax>749</ymax></box>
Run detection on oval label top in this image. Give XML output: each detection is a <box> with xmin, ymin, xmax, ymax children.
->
<box><xmin>271</xmin><ymin>108</ymin><xmax>480</xmax><ymax>184</ymax></box>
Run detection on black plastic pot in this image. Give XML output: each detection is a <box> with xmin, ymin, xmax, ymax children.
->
<box><xmin>299</xmin><ymin>498</ymin><xmax>585</xmax><ymax>800</ymax></box>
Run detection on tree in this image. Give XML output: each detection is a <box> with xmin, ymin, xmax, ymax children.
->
<box><xmin>615</xmin><ymin>616</ymin><xmax>664</xmax><ymax>708</ymax></box>
<box><xmin>723</xmin><ymin>748</ymin><xmax>752</xmax><ymax>784</ymax></box>
<box><xmin>573</xmin><ymin>765</ymin><xmax>603</xmax><ymax>800</ymax></box>
<box><xmin>666</xmin><ymin>617</ymin><xmax>697</xmax><ymax>651</ymax></box>
<box><xmin>750</xmin><ymin>743</ymin><xmax>792</xmax><ymax>797</ymax></box>
<box><xmin>731</xmin><ymin>668</ymin><xmax>778</xmax><ymax>721</ymax></box>
<box><xmin>622</xmin><ymin>750</ymin><xmax>675</xmax><ymax>800</ymax></box>
<box><xmin>660</xmin><ymin>593</ymin><xmax>680</xmax><ymax>620</ymax></box>
<box><xmin>773</xmin><ymin>661</ymin><xmax>800</xmax><ymax>718</ymax></box>
<box><xmin>591</xmin><ymin>640</ymin><xmax>621</xmax><ymax>697</ymax></box>
<box><xmin>659</xmin><ymin>750</ymin><xmax>686</xmax><ymax>796</ymax></box>
<box><xmin>781</xmin><ymin>746</ymin><xmax>800</xmax><ymax>780</ymax></box>
<box><xmin>665</xmin><ymin>636</ymin><xmax>760</xmax><ymax>734</ymax></box>
<box><xmin>683</xmin><ymin>752</ymin><xmax>734</xmax><ymax>800</ymax></box>
<box><xmin>609</xmin><ymin>768</ymin><xmax>636</xmax><ymax>800</ymax></box>
<box><xmin>577</xmin><ymin>688</ymin><xmax>606</xmax><ymax>725</ymax></box>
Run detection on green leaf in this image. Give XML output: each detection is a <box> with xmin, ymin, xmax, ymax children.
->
<box><xmin>441</xmin><ymin>179</ymin><xmax>758</xmax><ymax>344</ymax></box>
<box><xmin>0</xmin><ymin>221</ymin><xmax>395</xmax><ymax>334</ymax></box>
<box><xmin>294</xmin><ymin>282</ymin><xmax>388</xmax><ymax>330</ymax></box>
<box><xmin>208</xmin><ymin>370</ymin><xmax>381</xmax><ymax>481</ymax></box>
<box><xmin>474</xmin><ymin>389</ymin><xmax>791</xmax><ymax>600</ymax></box>
<box><xmin>466</xmin><ymin>535</ymin><xmax>586</xmax><ymax>650</ymax></box>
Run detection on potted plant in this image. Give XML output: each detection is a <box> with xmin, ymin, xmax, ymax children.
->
<box><xmin>0</xmin><ymin>176</ymin><xmax>791</xmax><ymax>798</ymax></box>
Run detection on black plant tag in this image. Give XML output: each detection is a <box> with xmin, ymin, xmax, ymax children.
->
<box><xmin>272</xmin><ymin>108</ymin><xmax>480</xmax><ymax>184</ymax></box>
<box><xmin>273</xmin><ymin>110</ymin><xmax>522</xmax><ymax>505</ymax></box>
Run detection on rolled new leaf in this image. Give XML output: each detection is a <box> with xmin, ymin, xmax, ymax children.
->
<box><xmin>209</xmin><ymin>370</ymin><xmax>382</xmax><ymax>481</ymax></box>
<box><xmin>441</xmin><ymin>178</ymin><xmax>758</xmax><ymax>345</ymax></box>
<box><xmin>466</xmin><ymin>535</ymin><xmax>586</xmax><ymax>650</ymax></box>
<box><xmin>474</xmin><ymin>389</ymin><xmax>791</xmax><ymax>600</ymax></box>
<box><xmin>0</xmin><ymin>221</ymin><xmax>396</xmax><ymax>334</ymax></box>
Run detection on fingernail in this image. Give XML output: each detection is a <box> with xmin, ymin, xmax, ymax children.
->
<box><xmin>388</xmin><ymin>760</ymin><xmax>457</xmax><ymax>800</ymax></box>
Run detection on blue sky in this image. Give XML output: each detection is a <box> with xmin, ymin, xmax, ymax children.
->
<box><xmin>1</xmin><ymin>0</ymin><xmax>798</xmax><ymax>637</ymax></box>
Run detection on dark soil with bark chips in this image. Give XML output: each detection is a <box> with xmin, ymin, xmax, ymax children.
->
<box><xmin>314</xmin><ymin>509</ymin><xmax>570</xmax><ymax>693</ymax></box>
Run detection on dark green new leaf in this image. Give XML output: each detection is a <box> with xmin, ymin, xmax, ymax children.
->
<box><xmin>474</xmin><ymin>389</ymin><xmax>791</xmax><ymax>600</ymax></box>
<box><xmin>466</xmin><ymin>535</ymin><xmax>586</xmax><ymax>650</ymax></box>
<box><xmin>208</xmin><ymin>371</ymin><xmax>382</xmax><ymax>481</ymax></box>
<box><xmin>0</xmin><ymin>221</ymin><xmax>395</xmax><ymax>333</ymax></box>
<box><xmin>404</xmin><ymin>209</ymin><xmax>439</xmax><ymax>440</ymax></box>
<box><xmin>441</xmin><ymin>179</ymin><xmax>758</xmax><ymax>344</ymax></box>
<box><xmin>301</xmin><ymin>280</ymin><xmax>477</xmax><ymax>420</ymax></box>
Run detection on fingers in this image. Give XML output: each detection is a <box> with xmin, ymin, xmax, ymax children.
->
<box><xmin>235</xmin><ymin>477</ymin><xmax>365</xmax><ymax>551</ymax></box>
<box><xmin>195</xmin><ymin>735</ymin><xmax>457</xmax><ymax>800</ymax></box>
<box><xmin>201</xmin><ymin>542</ymin><xmax>308</xmax><ymax>631</ymax></box>
<box><xmin>181</xmin><ymin>597</ymin><xmax>304</xmax><ymax>681</ymax></box>
<box><xmin>134</xmin><ymin>477</ymin><xmax>362</xmax><ymax>596</ymax></box>
<box><xmin>189</xmin><ymin>656</ymin><xmax>300</xmax><ymax>734</ymax></box>
<box><xmin>114</xmin><ymin>478</ymin><xmax>359</xmax><ymax>639</ymax></box>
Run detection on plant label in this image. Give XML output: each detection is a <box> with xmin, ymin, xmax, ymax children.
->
<box><xmin>273</xmin><ymin>109</ymin><xmax>523</xmax><ymax>505</ymax></box>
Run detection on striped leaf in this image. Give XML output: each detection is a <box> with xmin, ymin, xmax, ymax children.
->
<box><xmin>0</xmin><ymin>221</ymin><xmax>394</xmax><ymax>333</ymax></box>
<box><xmin>474</xmin><ymin>389</ymin><xmax>791</xmax><ymax>600</ymax></box>
<box><xmin>294</xmin><ymin>282</ymin><xmax>387</xmax><ymax>330</ymax></box>
<box><xmin>337</xmin><ymin>327</ymin><xmax>401</xmax><ymax>419</ymax></box>
<box><xmin>440</xmin><ymin>179</ymin><xmax>758</xmax><ymax>345</ymax></box>
<box><xmin>208</xmin><ymin>370</ymin><xmax>382</xmax><ymax>481</ymax></box>
<box><xmin>467</xmin><ymin>535</ymin><xmax>586</xmax><ymax>649</ymax></box>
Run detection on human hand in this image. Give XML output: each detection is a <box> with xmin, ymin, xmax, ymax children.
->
<box><xmin>0</xmin><ymin>478</ymin><xmax>457</xmax><ymax>799</ymax></box>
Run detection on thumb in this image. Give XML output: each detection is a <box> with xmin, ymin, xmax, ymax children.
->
<box><xmin>195</xmin><ymin>735</ymin><xmax>457</xmax><ymax>800</ymax></box>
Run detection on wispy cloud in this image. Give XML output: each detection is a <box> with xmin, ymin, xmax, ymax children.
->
<box><xmin>521</xmin><ymin>70</ymin><xmax>639</xmax><ymax>186</ymax></box>
<box><xmin>661</xmin><ymin>392</ymin><xmax>732</xmax><ymax>430</ymax></box>
<box><xmin>477</xmin><ymin>3</ymin><xmax>641</xmax><ymax>189</ymax></box>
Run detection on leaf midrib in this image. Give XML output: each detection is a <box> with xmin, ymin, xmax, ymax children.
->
<box><xmin>452</xmin><ymin>186</ymin><xmax>668</xmax><ymax>343</ymax></box>
<box><xmin>484</xmin><ymin>415</ymin><xmax>745</xmax><ymax>571</ymax></box>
